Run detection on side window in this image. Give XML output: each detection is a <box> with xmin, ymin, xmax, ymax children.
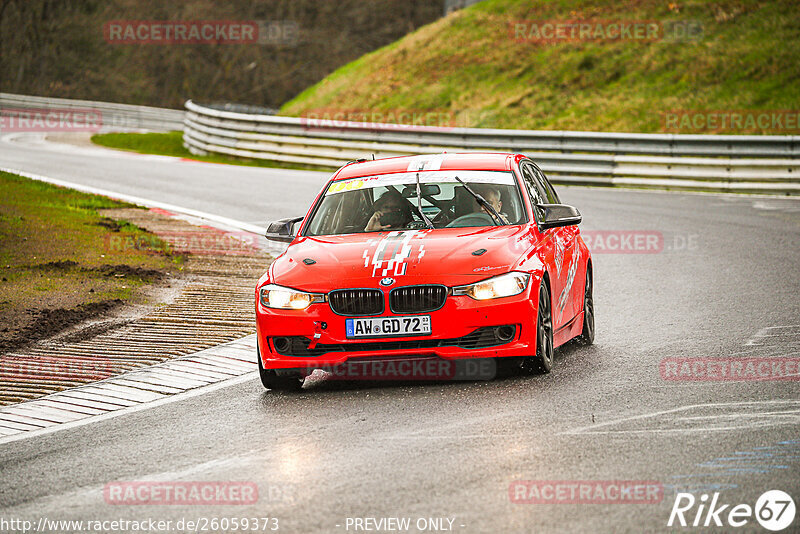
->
<box><xmin>531</xmin><ymin>164</ymin><xmax>560</xmax><ymax>204</ymax></box>
<box><xmin>520</xmin><ymin>162</ymin><xmax>546</xmax><ymax>205</ymax></box>
<box><xmin>520</xmin><ymin>162</ymin><xmax>547</xmax><ymax>225</ymax></box>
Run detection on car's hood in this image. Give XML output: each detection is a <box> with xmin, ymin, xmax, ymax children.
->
<box><xmin>268</xmin><ymin>226</ymin><xmax>534</xmax><ymax>292</ymax></box>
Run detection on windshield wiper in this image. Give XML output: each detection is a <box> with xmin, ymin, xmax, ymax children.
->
<box><xmin>415</xmin><ymin>172</ymin><xmax>435</xmax><ymax>229</ymax></box>
<box><xmin>453</xmin><ymin>175</ymin><xmax>503</xmax><ymax>225</ymax></box>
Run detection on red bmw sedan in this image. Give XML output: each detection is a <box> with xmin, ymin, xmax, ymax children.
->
<box><xmin>255</xmin><ymin>153</ymin><xmax>593</xmax><ymax>390</ymax></box>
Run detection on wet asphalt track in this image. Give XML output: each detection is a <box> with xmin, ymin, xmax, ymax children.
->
<box><xmin>1</xmin><ymin>133</ymin><xmax>799</xmax><ymax>533</ymax></box>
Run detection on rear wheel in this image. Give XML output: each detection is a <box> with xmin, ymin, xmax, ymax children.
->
<box><xmin>522</xmin><ymin>281</ymin><xmax>554</xmax><ymax>374</ymax></box>
<box><xmin>576</xmin><ymin>269</ymin><xmax>594</xmax><ymax>345</ymax></box>
<box><xmin>258</xmin><ymin>342</ymin><xmax>304</xmax><ymax>391</ymax></box>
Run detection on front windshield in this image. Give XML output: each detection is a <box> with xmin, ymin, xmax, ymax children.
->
<box><xmin>304</xmin><ymin>170</ymin><xmax>527</xmax><ymax>236</ymax></box>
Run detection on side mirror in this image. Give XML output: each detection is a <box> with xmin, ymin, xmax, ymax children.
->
<box><xmin>538</xmin><ymin>204</ymin><xmax>582</xmax><ymax>230</ymax></box>
<box><xmin>264</xmin><ymin>216</ymin><xmax>304</xmax><ymax>243</ymax></box>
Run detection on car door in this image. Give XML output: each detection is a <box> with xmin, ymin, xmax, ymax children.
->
<box><xmin>520</xmin><ymin>161</ymin><xmax>569</xmax><ymax>331</ymax></box>
<box><xmin>532</xmin><ymin>163</ymin><xmax>580</xmax><ymax>326</ymax></box>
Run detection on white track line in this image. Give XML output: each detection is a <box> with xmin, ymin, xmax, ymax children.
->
<box><xmin>0</xmin><ymin>166</ymin><xmax>267</xmax><ymax>235</ymax></box>
<box><xmin>560</xmin><ymin>400</ymin><xmax>800</xmax><ymax>436</ymax></box>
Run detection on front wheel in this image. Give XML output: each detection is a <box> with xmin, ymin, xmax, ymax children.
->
<box><xmin>258</xmin><ymin>342</ymin><xmax>304</xmax><ymax>391</ymax></box>
<box><xmin>523</xmin><ymin>280</ymin><xmax>554</xmax><ymax>374</ymax></box>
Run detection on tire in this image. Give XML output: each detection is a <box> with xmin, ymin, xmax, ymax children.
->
<box><xmin>575</xmin><ymin>268</ymin><xmax>594</xmax><ymax>345</ymax></box>
<box><xmin>523</xmin><ymin>280</ymin><xmax>554</xmax><ymax>374</ymax></box>
<box><xmin>258</xmin><ymin>342</ymin><xmax>304</xmax><ymax>391</ymax></box>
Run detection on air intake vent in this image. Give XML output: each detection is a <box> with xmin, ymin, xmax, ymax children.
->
<box><xmin>273</xmin><ymin>326</ymin><xmax>516</xmax><ymax>357</ymax></box>
<box><xmin>328</xmin><ymin>289</ymin><xmax>384</xmax><ymax>316</ymax></box>
<box><xmin>390</xmin><ymin>285</ymin><xmax>447</xmax><ymax>314</ymax></box>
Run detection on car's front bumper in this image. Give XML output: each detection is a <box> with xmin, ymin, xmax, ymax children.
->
<box><xmin>255</xmin><ymin>286</ymin><xmax>538</xmax><ymax>375</ymax></box>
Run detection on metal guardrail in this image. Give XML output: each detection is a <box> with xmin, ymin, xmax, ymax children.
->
<box><xmin>0</xmin><ymin>93</ymin><xmax>184</xmax><ymax>132</ymax></box>
<box><xmin>183</xmin><ymin>100</ymin><xmax>800</xmax><ymax>195</ymax></box>
<box><xmin>2</xmin><ymin>94</ymin><xmax>795</xmax><ymax>194</ymax></box>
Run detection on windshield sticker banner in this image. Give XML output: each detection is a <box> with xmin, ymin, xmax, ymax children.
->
<box><xmin>327</xmin><ymin>171</ymin><xmax>516</xmax><ymax>195</ymax></box>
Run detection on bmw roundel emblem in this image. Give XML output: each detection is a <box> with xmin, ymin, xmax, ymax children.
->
<box><xmin>380</xmin><ymin>277</ymin><xmax>395</xmax><ymax>287</ymax></box>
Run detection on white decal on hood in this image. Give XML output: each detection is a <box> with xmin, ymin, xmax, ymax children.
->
<box><xmin>363</xmin><ymin>231</ymin><xmax>426</xmax><ymax>277</ymax></box>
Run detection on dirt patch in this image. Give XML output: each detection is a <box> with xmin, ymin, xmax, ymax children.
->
<box><xmin>95</xmin><ymin>218</ymin><xmax>124</xmax><ymax>231</ymax></box>
<box><xmin>0</xmin><ymin>299</ymin><xmax>124</xmax><ymax>354</ymax></box>
<box><xmin>32</xmin><ymin>260</ymin><xmax>165</xmax><ymax>279</ymax></box>
<box><xmin>0</xmin><ymin>170</ymin><xmax>181</xmax><ymax>354</ymax></box>
<box><xmin>35</xmin><ymin>260</ymin><xmax>79</xmax><ymax>270</ymax></box>
<box><xmin>93</xmin><ymin>264</ymin><xmax>165</xmax><ymax>279</ymax></box>
<box><xmin>0</xmin><ymin>261</ymin><xmax>168</xmax><ymax>351</ymax></box>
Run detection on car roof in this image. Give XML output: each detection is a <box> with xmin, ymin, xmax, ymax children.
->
<box><xmin>331</xmin><ymin>152</ymin><xmax>520</xmax><ymax>181</ymax></box>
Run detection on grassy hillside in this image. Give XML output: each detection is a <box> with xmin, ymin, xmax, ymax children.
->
<box><xmin>281</xmin><ymin>0</ymin><xmax>800</xmax><ymax>134</ymax></box>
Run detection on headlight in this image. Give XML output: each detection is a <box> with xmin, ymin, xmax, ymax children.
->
<box><xmin>452</xmin><ymin>272</ymin><xmax>530</xmax><ymax>300</ymax></box>
<box><xmin>259</xmin><ymin>284</ymin><xmax>326</xmax><ymax>310</ymax></box>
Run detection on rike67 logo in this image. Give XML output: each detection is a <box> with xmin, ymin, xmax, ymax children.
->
<box><xmin>668</xmin><ymin>490</ymin><xmax>796</xmax><ymax>531</ymax></box>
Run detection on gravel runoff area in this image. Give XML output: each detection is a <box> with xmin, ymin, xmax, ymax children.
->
<box><xmin>0</xmin><ymin>207</ymin><xmax>272</xmax><ymax>406</ymax></box>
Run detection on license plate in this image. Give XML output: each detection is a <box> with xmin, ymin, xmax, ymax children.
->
<box><xmin>346</xmin><ymin>315</ymin><xmax>431</xmax><ymax>338</ymax></box>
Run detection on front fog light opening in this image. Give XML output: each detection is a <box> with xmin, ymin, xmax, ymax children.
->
<box><xmin>495</xmin><ymin>325</ymin><xmax>515</xmax><ymax>342</ymax></box>
<box><xmin>272</xmin><ymin>337</ymin><xmax>291</xmax><ymax>353</ymax></box>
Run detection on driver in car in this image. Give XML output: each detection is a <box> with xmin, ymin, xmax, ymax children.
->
<box><xmin>472</xmin><ymin>184</ymin><xmax>509</xmax><ymax>224</ymax></box>
<box><xmin>364</xmin><ymin>190</ymin><xmax>413</xmax><ymax>232</ymax></box>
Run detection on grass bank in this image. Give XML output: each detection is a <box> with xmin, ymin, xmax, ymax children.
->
<box><xmin>0</xmin><ymin>171</ymin><xmax>181</xmax><ymax>352</ymax></box>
